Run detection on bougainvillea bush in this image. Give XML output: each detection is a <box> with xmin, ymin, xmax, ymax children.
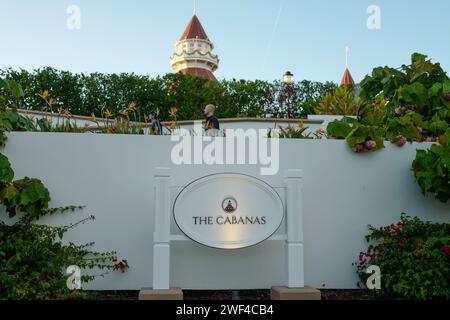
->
<box><xmin>355</xmin><ymin>214</ymin><xmax>450</xmax><ymax>300</ymax></box>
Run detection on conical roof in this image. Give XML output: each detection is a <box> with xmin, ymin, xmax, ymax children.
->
<box><xmin>179</xmin><ymin>15</ymin><xmax>209</xmax><ymax>41</ymax></box>
<box><xmin>340</xmin><ymin>68</ymin><xmax>355</xmax><ymax>86</ymax></box>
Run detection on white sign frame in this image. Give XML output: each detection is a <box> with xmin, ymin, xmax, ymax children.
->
<box><xmin>172</xmin><ymin>173</ymin><xmax>285</xmax><ymax>250</ymax></box>
<box><xmin>152</xmin><ymin>168</ymin><xmax>304</xmax><ymax>290</ymax></box>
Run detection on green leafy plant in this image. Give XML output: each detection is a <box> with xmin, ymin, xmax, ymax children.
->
<box><xmin>316</xmin><ymin>86</ymin><xmax>361</xmax><ymax>115</ymax></box>
<box><xmin>326</xmin><ymin>117</ymin><xmax>353</xmax><ymax>139</ymax></box>
<box><xmin>0</xmin><ymin>79</ymin><xmax>128</xmax><ymax>300</ymax></box>
<box><xmin>1</xmin><ymin>68</ymin><xmax>336</xmax><ymax>121</ymax></box>
<box><xmin>324</xmin><ymin>53</ymin><xmax>450</xmax><ymax>202</ymax></box>
<box><xmin>412</xmin><ymin>143</ymin><xmax>450</xmax><ymax>203</ymax></box>
<box><xmin>274</xmin><ymin>122</ymin><xmax>313</xmax><ymax>139</ymax></box>
<box><xmin>326</xmin><ymin>118</ymin><xmax>385</xmax><ymax>152</ymax></box>
<box><xmin>355</xmin><ymin>214</ymin><xmax>450</xmax><ymax>300</ymax></box>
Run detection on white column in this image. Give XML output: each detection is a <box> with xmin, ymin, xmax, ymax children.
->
<box><xmin>285</xmin><ymin>169</ymin><xmax>305</xmax><ymax>288</ymax></box>
<box><xmin>153</xmin><ymin>167</ymin><xmax>171</xmax><ymax>290</ymax></box>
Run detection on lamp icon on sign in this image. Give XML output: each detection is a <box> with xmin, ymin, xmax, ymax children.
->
<box><xmin>222</xmin><ymin>197</ymin><xmax>237</xmax><ymax>213</ymax></box>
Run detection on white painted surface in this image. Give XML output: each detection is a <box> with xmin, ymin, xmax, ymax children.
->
<box><xmin>152</xmin><ymin>168</ymin><xmax>171</xmax><ymax>290</ymax></box>
<box><xmin>1</xmin><ymin>132</ymin><xmax>449</xmax><ymax>290</ymax></box>
<box><xmin>285</xmin><ymin>170</ymin><xmax>304</xmax><ymax>287</ymax></box>
<box><xmin>175</xmin><ymin>120</ymin><xmax>323</xmax><ymax>135</ymax></box>
<box><xmin>308</xmin><ymin>114</ymin><xmax>356</xmax><ymax>129</ymax></box>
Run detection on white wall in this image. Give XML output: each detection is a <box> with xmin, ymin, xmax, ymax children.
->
<box><xmin>175</xmin><ymin>120</ymin><xmax>324</xmax><ymax>134</ymax></box>
<box><xmin>1</xmin><ymin>132</ymin><xmax>448</xmax><ymax>290</ymax></box>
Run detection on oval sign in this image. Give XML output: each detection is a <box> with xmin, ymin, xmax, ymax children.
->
<box><xmin>173</xmin><ymin>173</ymin><xmax>284</xmax><ymax>250</ymax></box>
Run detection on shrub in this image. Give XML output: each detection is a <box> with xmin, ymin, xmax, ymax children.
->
<box><xmin>355</xmin><ymin>214</ymin><xmax>450</xmax><ymax>300</ymax></box>
<box><xmin>325</xmin><ymin>53</ymin><xmax>450</xmax><ymax>202</ymax></box>
<box><xmin>316</xmin><ymin>86</ymin><xmax>361</xmax><ymax>115</ymax></box>
<box><xmin>412</xmin><ymin>142</ymin><xmax>450</xmax><ymax>203</ymax></box>
<box><xmin>0</xmin><ymin>68</ymin><xmax>336</xmax><ymax>121</ymax></box>
<box><xmin>0</xmin><ymin>79</ymin><xmax>128</xmax><ymax>299</ymax></box>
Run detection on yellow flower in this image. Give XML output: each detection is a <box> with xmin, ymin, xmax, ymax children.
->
<box><xmin>91</xmin><ymin>112</ymin><xmax>96</xmax><ymax>121</ymax></box>
<box><xmin>169</xmin><ymin>121</ymin><xmax>177</xmax><ymax>129</ymax></box>
<box><xmin>128</xmin><ymin>102</ymin><xmax>137</xmax><ymax>110</ymax></box>
<box><xmin>40</xmin><ymin>90</ymin><xmax>49</xmax><ymax>98</ymax></box>
<box><xmin>169</xmin><ymin>107</ymin><xmax>178</xmax><ymax>116</ymax></box>
<box><xmin>286</xmin><ymin>124</ymin><xmax>293</xmax><ymax>131</ymax></box>
<box><xmin>316</xmin><ymin>128</ymin><xmax>325</xmax><ymax>135</ymax></box>
<box><xmin>49</xmin><ymin>98</ymin><xmax>55</xmax><ymax>106</ymax></box>
<box><xmin>57</xmin><ymin>107</ymin><xmax>63</xmax><ymax>114</ymax></box>
<box><xmin>64</xmin><ymin>109</ymin><xmax>72</xmax><ymax>117</ymax></box>
<box><xmin>297</xmin><ymin>121</ymin><xmax>304</xmax><ymax>129</ymax></box>
<box><xmin>104</xmin><ymin>109</ymin><xmax>112</xmax><ymax>118</ymax></box>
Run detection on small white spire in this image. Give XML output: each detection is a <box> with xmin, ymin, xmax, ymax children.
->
<box><xmin>345</xmin><ymin>45</ymin><xmax>350</xmax><ymax>69</ymax></box>
<box><xmin>193</xmin><ymin>0</ymin><xmax>197</xmax><ymax>15</ymax></box>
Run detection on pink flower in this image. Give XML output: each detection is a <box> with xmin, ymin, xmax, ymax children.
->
<box><xmin>358</xmin><ymin>255</ymin><xmax>367</xmax><ymax>265</ymax></box>
<box><xmin>365</xmin><ymin>140</ymin><xmax>377</xmax><ymax>150</ymax></box>
<box><xmin>395</xmin><ymin>107</ymin><xmax>405</xmax><ymax>116</ymax></box>
<box><xmin>417</xmin><ymin>127</ymin><xmax>423</xmax><ymax>134</ymax></box>
<box><xmin>395</xmin><ymin>136</ymin><xmax>407</xmax><ymax>147</ymax></box>
<box><xmin>442</xmin><ymin>245</ymin><xmax>450</xmax><ymax>255</ymax></box>
<box><xmin>352</xmin><ymin>144</ymin><xmax>368</xmax><ymax>153</ymax></box>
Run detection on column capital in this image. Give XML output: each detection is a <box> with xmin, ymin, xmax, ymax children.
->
<box><xmin>155</xmin><ymin>167</ymin><xmax>171</xmax><ymax>178</ymax></box>
<box><xmin>284</xmin><ymin>169</ymin><xmax>303</xmax><ymax>179</ymax></box>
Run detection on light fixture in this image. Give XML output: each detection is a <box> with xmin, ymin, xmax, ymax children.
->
<box><xmin>282</xmin><ymin>71</ymin><xmax>294</xmax><ymax>84</ymax></box>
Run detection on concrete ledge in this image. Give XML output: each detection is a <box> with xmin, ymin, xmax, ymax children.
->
<box><xmin>271</xmin><ymin>286</ymin><xmax>321</xmax><ymax>300</ymax></box>
<box><xmin>139</xmin><ymin>288</ymin><xmax>183</xmax><ymax>300</ymax></box>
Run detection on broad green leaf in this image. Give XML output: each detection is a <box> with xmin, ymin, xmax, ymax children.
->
<box><xmin>0</xmin><ymin>153</ymin><xmax>14</xmax><ymax>184</ymax></box>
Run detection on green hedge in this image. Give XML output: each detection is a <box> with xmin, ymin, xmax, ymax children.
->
<box><xmin>0</xmin><ymin>68</ymin><xmax>336</xmax><ymax>121</ymax></box>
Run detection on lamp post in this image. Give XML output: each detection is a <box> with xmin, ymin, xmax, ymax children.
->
<box><xmin>282</xmin><ymin>71</ymin><xmax>295</xmax><ymax>118</ymax></box>
<box><xmin>282</xmin><ymin>71</ymin><xmax>294</xmax><ymax>85</ymax></box>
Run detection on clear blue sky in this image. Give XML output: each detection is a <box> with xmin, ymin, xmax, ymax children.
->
<box><xmin>1</xmin><ymin>0</ymin><xmax>449</xmax><ymax>83</ymax></box>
